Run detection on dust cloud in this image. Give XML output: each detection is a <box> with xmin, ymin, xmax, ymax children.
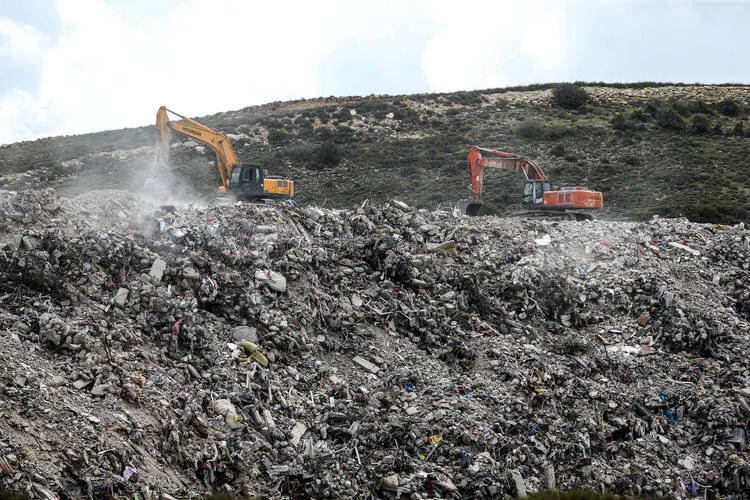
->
<box><xmin>132</xmin><ymin>157</ymin><xmax>210</xmax><ymax>210</ymax></box>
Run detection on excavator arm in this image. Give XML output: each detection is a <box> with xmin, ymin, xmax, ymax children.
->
<box><xmin>156</xmin><ymin>106</ymin><xmax>236</xmax><ymax>192</ymax></box>
<box><xmin>155</xmin><ymin>106</ymin><xmax>293</xmax><ymax>200</ymax></box>
<box><xmin>467</xmin><ymin>146</ymin><xmax>547</xmax><ymax>204</ymax></box>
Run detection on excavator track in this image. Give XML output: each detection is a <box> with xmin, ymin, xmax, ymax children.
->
<box><xmin>516</xmin><ymin>210</ymin><xmax>594</xmax><ymax>221</ymax></box>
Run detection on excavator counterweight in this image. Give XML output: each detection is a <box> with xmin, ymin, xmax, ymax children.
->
<box><xmin>156</xmin><ymin>106</ymin><xmax>294</xmax><ymax>201</ymax></box>
<box><xmin>461</xmin><ymin>146</ymin><xmax>602</xmax><ymax>219</ymax></box>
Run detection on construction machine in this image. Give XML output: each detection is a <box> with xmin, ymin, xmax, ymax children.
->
<box><xmin>156</xmin><ymin>106</ymin><xmax>294</xmax><ymax>200</ymax></box>
<box><xmin>459</xmin><ymin>146</ymin><xmax>603</xmax><ymax>219</ymax></box>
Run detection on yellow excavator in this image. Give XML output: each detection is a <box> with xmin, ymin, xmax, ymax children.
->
<box><xmin>156</xmin><ymin>106</ymin><xmax>294</xmax><ymax>200</ymax></box>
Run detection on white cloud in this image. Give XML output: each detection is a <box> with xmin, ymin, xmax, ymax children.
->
<box><xmin>0</xmin><ymin>89</ymin><xmax>50</xmax><ymax>144</ymax></box>
<box><xmin>421</xmin><ymin>0</ymin><xmax>567</xmax><ymax>91</ymax></box>
<box><xmin>0</xmin><ymin>17</ymin><xmax>45</xmax><ymax>61</ymax></box>
<box><xmin>15</xmin><ymin>0</ymin><xmax>403</xmax><ymax>140</ymax></box>
<box><xmin>0</xmin><ymin>0</ymin><xmax>748</xmax><ymax>143</ymax></box>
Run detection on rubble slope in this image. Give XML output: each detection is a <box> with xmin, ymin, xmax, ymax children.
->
<box><xmin>0</xmin><ymin>188</ymin><xmax>749</xmax><ymax>499</ymax></box>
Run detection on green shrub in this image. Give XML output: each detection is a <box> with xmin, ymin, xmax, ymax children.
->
<box><xmin>550</xmin><ymin>144</ymin><xmax>566</xmax><ymax>157</ymax></box>
<box><xmin>655</xmin><ymin>104</ymin><xmax>686</xmax><ymax>131</ymax></box>
<box><xmin>316</xmin><ymin>140</ymin><xmax>340</xmax><ymax>166</ymax></box>
<box><xmin>296</xmin><ymin>118</ymin><xmax>314</xmax><ymax>134</ymax></box>
<box><xmin>313</xmin><ymin>127</ymin><xmax>333</xmax><ymax>141</ymax></box>
<box><xmin>687</xmin><ymin>100</ymin><xmax>714</xmax><ymax>116</ymax></box>
<box><xmin>516</xmin><ymin>119</ymin><xmax>545</xmax><ymax>139</ymax></box>
<box><xmin>610</xmin><ymin>113</ymin><xmax>637</xmax><ymax>131</ymax></box>
<box><xmin>333</xmin><ymin>126</ymin><xmax>355</xmax><ymax>143</ymax></box>
<box><xmin>689</xmin><ymin>113</ymin><xmax>710</xmax><ymax>134</ymax></box>
<box><xmin>673</xmin><ymin>101</ymin><xmax>693</xmax><ymax>117</ymax></box>
<box><xmin>206</xmin><ymin>493</ymin><xmax>232</xmax><ymax>500</ymax></box>
<box><xmin>525</xmin><ymin>489</ymin><xmax>626</xmax><ymax>500</ymax></box>
<box><xmin>0</xmin><ymin>484</ymin><xmax>29</xmax><ymax>500</ymax></box>
<box><xmin>721</xmin><ymin>99</ymin><xmax>740</xmax><ymax>117</ymax></box>
<box><xmin>259</xmin><ymin>117</ymin><xmax>282</xmax><ymax>129</ymax></box>
<box><xmin>644</xmin><ymin>99</ymin><xmax>663</xmax><ymax>117</ymax></box>
<box><xmin>448</xmin><ymin>91</ymin><xmax>483</xmax><ymax>105</ymax></box>
<box><xmin>267</xmin><ymin>130</ymin><xmax>289</xmax><ymax>145</ymax></box>
<box><xmin>394</xmin><ymin>107</ymin><xmax>420</xmax><ymax>123</ymax></box>
<box><xmin>350</xmin><ymin>100</ymin><xmax>390</xmax><ymax>116</ymax></box>
<box><xmin>552</xmin><ymin>83</ymin><xmax>589</xmax><ymax>109</ymax></box>
<box><xmin>429</xmin><ymin>118</ymin><xmax>446</xmax><ymax>130</ymax></box>
<box><xmin>545</xmin><ymin>123</ymin><xmax>573</xmax><ymax>139</ymax></box>
<box><xmin>626</xmin><ymin>107</ymin><xmax>649</xmax><ymax>122</ymax></box>
<box><xmin>675</xmin><ymin>100</ymin><xmax>714</xmax><ymax>117</ymax></box>
<box><xmin>610</xmin><ymin>113</ymin><xmax>627</xmax><ymax>131</ymax></box>
<box><xmin>333</xmin><ymin>108</ymin><xmax>351</xmax><ymax>122</ymax></box>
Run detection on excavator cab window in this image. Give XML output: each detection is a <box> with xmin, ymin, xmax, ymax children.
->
<box><xmin>240</xmin><ymin>167</ymin><xmax>251</xmax><ymax>183</ymax></box>
<box><xmin>522</xmin><ymin>182</ymin><xmax>535</xmax><ymax>205</ymax></box>
<box><xmin>522</xmin><ymin>181</ymin><xmax>550</xmax><ymax>206</ymax></box>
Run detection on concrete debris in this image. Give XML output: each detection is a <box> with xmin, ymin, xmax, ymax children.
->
<box><xmin>232</xmin><ymin>325</ymin><xmax>258</xmax><ymax>343</ymax></box>
<box><xmin>114</xmin><ymin>287</ymin><xmax>129</xmax><ymax>306</ymax></box>
<box><xmin>0</xmin><ymin>187</ymin><xmax>749</xmax><ymax>498</ymax></box>
<box><xmin>254</xmin><ymin>268</ymin><xmax>287</xmax><ymax>292</ymax></box>
<box><xmin>511</xmin><ymin>469</ymin><xmax>528</xmax><ymax>497</ymax></box>
<box><xmin>149</xmin><ymin>258</ymin><xmax>167</xmax><ymax>281</ymax></box>
<box><xmin>353</xmin><ymin>355</ymin><xmax>380</xmax><ymax>374</ymax></box>
<box><xmin>290</xmin><ymin>421</ymin><xmax>307</xmax><ymax>447</ymax></box>
<box><xmin>668</xmin><ymin>240</ymin><xmax>701</xmax><ymax>256</ymax></box>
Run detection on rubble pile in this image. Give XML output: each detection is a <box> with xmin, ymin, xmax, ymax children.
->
<box><xmin>0</xmin><ymin>188</ymin><xmax>748</xmax><ymax>499</ymax></box>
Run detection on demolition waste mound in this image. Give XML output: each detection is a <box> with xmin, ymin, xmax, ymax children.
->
<box><xmin>0</xmin><ymin>188</ymin><xmax>748</xmax><ymax>499</ymax></box>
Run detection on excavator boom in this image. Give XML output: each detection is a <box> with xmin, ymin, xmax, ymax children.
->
<box><xmin>156</xmin><ymin>106</ymin><xmax>293</xmax><ymax>200</ymax></box>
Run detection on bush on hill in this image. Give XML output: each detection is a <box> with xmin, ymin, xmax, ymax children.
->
<box><xmin>552</xmin><ymin>84</ymin><xmax>589</xmax><ymax>110</ymax></box>
<box><xmin>655</xmin><ymin>104</ymin><xmax>686</xmax><ymax>131</ymax></box>
<box><xmin>689</xmin><ymin>113</ymin><xmax>710</xmax><ymax>134</ymax></box>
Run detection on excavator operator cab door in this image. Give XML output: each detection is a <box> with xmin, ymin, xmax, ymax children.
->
<box><xmin>522</xmin><ymin>180</ymin><xmax>550</xmax><ymax>207</ymax></box>
<box><xmin>230</xmin><ymin>164</ymin><xmax>264</xmax><ymax>195</ymax></box>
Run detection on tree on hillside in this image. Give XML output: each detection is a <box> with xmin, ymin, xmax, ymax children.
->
<box><xmin>552</xmin><ymin>84</ymin><xmax>589</xmax><ymax>110</ymax></box>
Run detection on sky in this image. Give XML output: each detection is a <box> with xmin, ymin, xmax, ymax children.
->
<box><xmin>0</xmin><ymin>0</ymin><xmax>748</xmax><ymax>144</ymax></box>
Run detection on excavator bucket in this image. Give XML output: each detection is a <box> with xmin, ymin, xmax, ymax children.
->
<box><xmin>458</xmin><ymin>199</ymin><xmax>483</xmax><ymax>216</ymax></box>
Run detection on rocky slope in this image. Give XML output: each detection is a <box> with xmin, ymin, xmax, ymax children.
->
<box><xmin>1</xmin><ymin>84</ymin><xmax>749</xmax><ymax>223</ymax></box>
<box><xmin>0</xmin><ymin>187</ymin><xmax>748</xmax><ymax>499</ymax></box>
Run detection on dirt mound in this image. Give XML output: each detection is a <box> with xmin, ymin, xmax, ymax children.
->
<box><xmin>0</xmin><ymin>188</ymin><xmax>748</xmax><ymax>498</ymax></box>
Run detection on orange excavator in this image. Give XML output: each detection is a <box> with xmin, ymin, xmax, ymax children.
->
<box><xmin>156</xmin><ymin>106</ymin><xmax>294</xmax><ymax>200</ymax></box>
<box><xmin>460</xmin><ymin>146</ymin><xmax>603</xmax><ymax>219</ymax></box>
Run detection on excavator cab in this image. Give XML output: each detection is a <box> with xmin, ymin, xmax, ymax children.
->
<box><xmin>228</xmin><ymin>164</ymin><xmax>294</xmax><ymax>200</ymax></box>
<box><xmin>229</xmin><ymin>164</ymin><xmax>265</xmax><ymax>196</ymax></box>
<box><xmin>522</xmin><ymin>180</ymin><xmax>551</xmax><ymax>207</ymax></box>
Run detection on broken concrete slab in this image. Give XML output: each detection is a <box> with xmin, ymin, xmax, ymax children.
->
<box><xmin>149</xmin><ymin>258</ymin><xmax>167</xmax><ymax>281</ymax></box>
<box><xmin>232</xmin><ymin>325</ymin><xmax>259</xmax><ymax>343</ymax></box>
<box><xmin>352</xmin><ymin>355</ymin><xmax>379</xmax><ymax>374</ymax></box>
<box><xmin>254</xmin><ymin>269</ymin><xmax>287</xmax><ymax>292</ymax></box>
<box><xmin>114</xmin><ymin>287</ymin><xmax>129</xmax><ymax>306</ymax></box>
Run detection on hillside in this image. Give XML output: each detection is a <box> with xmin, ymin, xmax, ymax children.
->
<box><xmin>0</xmin><ymin>83</ymin><xmax>749</xmax><ymax>223</ymax></box>
<box><xmin>0</xmin><ymin>84</ymin><xmax>749</xmax><ymax>499</ymax></box>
